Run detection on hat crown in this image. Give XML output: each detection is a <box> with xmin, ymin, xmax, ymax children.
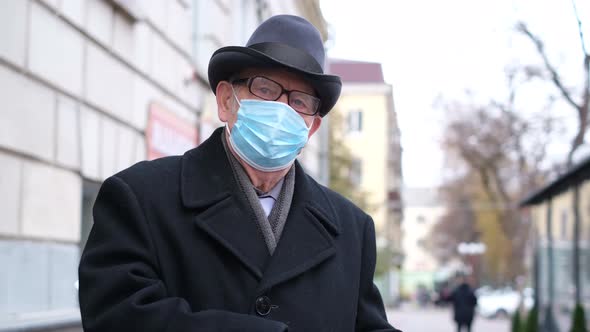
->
<box><xmin>246</xmin><ymin>15</ymin><xmax>325</xmax><ymax>72</ymax></box>
<box><xmin>207</xmin><ymin>15</ymin><xmax>341</xmax><ymax>117</ymax></box>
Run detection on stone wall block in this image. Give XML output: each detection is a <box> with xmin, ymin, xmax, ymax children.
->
<box><xmin>0</xmin><ymin>66</ymin><xmax>55</xmax><ymax>162</ymax></box>
<box><xmin>100</xmin><ymin>116</ymin><xmax>118</xmax><ymax>179</ymax></box>
<box><xmin>80</xmin><ymin>106</ymin><xmax>101</xmax><ymax>180</ymax></box>
<box><xmin>116</xmin><ymin>125</ymin><xmax>136</xmax><ymax>173</ymax></box>
<box><xmin>21</xmin><ymin>161</ymin><xmax>82</xmax><ymax>242</ymax></box>
<box><xmin>0</xmin><ymin>0</ymin><xmax>28</xmax><ymax>67</ymax></box>
<box><xmin>29</xmin><ymin>2</ymin><xmax>84</xmax><ymax>96</ymax></box>
<box><xmin>60</xmin><ymin>0</ymin><xmax>85</xmax><ymax>28</ymax></box>
<box><xmin>0</xmin><ymin>152</ymin><xmax>23</xmax><ymax>236</ymax></box>
<box><xmin>56</xmin><ymin>95</ymin><xmax>81</xmax><ymax>169</ymax></box>
<box><xmin>85</xmin><ymin>0</ymin><xmax>113</xmax><ymax>46</ymax></box>
<box><xmin>85</xmin><ymin>43</ymin><xmax>134</xmax><ymax>124</ymax></box>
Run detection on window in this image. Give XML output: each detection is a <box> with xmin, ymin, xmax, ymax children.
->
<box><xmin>81</xmin><ymin>180</ymin><xmax>101</xmax><ymax>251</ymax></box>
<box><xmin>347</xmin><ymin>109</ymin><xmax>363</xmax><ymax>133</ymax></box>
<box><xmin>560</xmin><ymin>210</ymin><xmax>568</xmax><ymax>240</ymax></box>
<box><xmin>349</xmin><ymin>158</ymin><xmax>362</xmax><ymax>187</ymax></box>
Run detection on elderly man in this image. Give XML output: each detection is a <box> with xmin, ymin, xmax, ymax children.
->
<box><xmin>79</xmin><ymin>14</ymin><xmax>400</xmax><ymax>332</ymax></box>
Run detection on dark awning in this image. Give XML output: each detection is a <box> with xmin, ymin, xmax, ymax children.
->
<box><xmin>520</xmin><ymin>154</ymin><xmax>590</xmax><ymax>206</ymax></box>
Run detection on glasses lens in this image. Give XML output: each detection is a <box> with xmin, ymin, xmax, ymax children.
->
<box><xmin>289</xmin><ymin>91</ymin><xmax>320</xmax><ymax>115</ymax></box>
<box><xmin>248</xmin><ymin>76</ymin><xmax>320</xmax><ymax>115</ymax></box>
<box><xmin>250</xmin><ymin>77</ymin><xmax>282</xmax><ymax>100</ymax></box>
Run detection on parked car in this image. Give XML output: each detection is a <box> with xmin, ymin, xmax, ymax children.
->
<box><xmin>433</xmin><ymin>284</ymin><xmax>453</xmax><ymax>307</ymax></box>
<box><xmin>476</xmin><ymin>287</ymin><xmax>533</xmax><ymax>319</ymax></box>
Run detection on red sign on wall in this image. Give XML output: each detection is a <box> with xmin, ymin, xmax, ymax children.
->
<box><xmin>146</xmin><ymin>102</ymin><xmax>198</xmax><ymax>160</ymax></box>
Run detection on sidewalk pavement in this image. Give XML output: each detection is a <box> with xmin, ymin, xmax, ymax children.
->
<box><xmin>387</xmin><ymin>303</ymin><xmax>510</xmax><ymax>332</ymax></box>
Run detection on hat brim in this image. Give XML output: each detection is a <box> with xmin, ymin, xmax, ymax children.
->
<box><xmin>208</xmin><ymin>46</ymin><xmax>342</xmax><ymax>117</ymax></box>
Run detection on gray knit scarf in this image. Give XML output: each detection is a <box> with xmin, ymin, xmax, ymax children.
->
<box><xmin>221</xmin><ymin>129</ymin><xmax>295</xmax><ymax>255</ymax></box>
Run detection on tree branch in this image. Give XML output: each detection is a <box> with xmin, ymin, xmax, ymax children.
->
<box><xmin>571</xmin><ymin>0</ymin><xmax>589</xmax><ymax>56</ymax></box>
<box><xmin>517</xmin><ymin>23</ymin><xmax>580</xmax><ymax>110</ymax></box>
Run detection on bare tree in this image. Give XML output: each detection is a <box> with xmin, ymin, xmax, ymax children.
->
<box><xmin>434</xmin><ymin>86</ymin><xmax>554</xmax><ymax>282</ymax></box>
<box><xmin>429</xmin><ymin>1</ymin><xmax>585</xmax><ymax>285</ymax></box>
<box><xmin>516</xmin><ymin>2</ymin><xmax>589</xmax><ymax>167</ymax></box>
<box><xmin>427</xmin><ymin>175</ymin><xmax>479</xmax><ymax>265</ymax></box>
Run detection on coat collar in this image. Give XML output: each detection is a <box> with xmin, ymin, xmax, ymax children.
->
<box><xmin>180</xmin><ymin>127</ymin><xmax>341</xmax><ymax>288</ymax></box>
<box><xmin>180</xmin><ymin>127</ymin><xmax>340</xmax><ymax>233</ymax></box>
<box><xmin>180</xmin><ymin>128</ymin><xmax>234</xmax><ymax>209</ymax></box>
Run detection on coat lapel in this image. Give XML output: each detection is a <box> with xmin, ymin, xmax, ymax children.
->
<box><xmin>181</xmin><ymin>128</ymin><xmax>269</xmax><ymax>279</ymax></box>
<box><xmin>256</xmin><ymin>163</ymin><xmax>341</xmax><ymax>293</ymax></box>
<box><xmin>194</xmin><ymin>195</ymin><xmax>269</xmax><ymax>279</ymax></box>
<box><xmin>181</xmin><ymin>127</ymin><xmax>342</xmax><ymax>289</ymax></box>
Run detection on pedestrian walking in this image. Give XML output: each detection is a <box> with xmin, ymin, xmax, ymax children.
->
<box><xmin>450</xmin><ymin>275</ymin><xmax>478</xmax><ymax>332</ymax></box>
<box><xmin>78</xmin><ymin>14</ymin><xmax>401</xmax><ymax>332</ymax></box>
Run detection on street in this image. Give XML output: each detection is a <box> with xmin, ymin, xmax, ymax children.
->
<box><xmin>387</xmin><ymin>304</ymin><xmax>509</xmax><ymax>332</ymax></box>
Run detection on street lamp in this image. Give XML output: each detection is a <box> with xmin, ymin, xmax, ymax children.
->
<box><xmin>457</xmin><ymin>242</ymin><xmax>486</xmax><ymax>256</ymax></box>
<box><xmin>457</xmin><ymin>242</ymin><xmax>486</xmax><ymax>284</ymax></box>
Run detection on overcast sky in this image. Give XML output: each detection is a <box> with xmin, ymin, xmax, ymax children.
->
<box><xmin>320</xmin><ymin>0</ymin><xmax>589</xmax><ymax>188</ymax></box>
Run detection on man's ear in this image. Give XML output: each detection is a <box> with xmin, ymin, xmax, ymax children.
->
<box><xmin>308</xmin><ymin>116</ymin><xmax>322</xmax><ymax>138</ymax></box>
<box><xmin>216</xmin><ymin>81</ymin><xmax>234</xmax><ymax>122</ymax></box>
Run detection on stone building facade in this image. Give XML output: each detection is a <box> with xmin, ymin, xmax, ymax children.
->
<box><xmin>0</xmin><ymin>1</ymin><xmax>326</xmax><ymax>330</ymax></box>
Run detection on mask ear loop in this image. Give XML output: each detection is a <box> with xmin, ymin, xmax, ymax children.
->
<box><xmin>230</xmin><ymin>85</ymin><xmax>241</xmax><ymax>114</ymax></box>
<box><xmin>298</xmin><ymin>114</ymin><xmax>315</xmax><ymax>156</ymax></box>
<box><xmin>305</xmin><ymin>117</ymin><xmax>315</xmax><ymax>129</ymax></box>
<box><xmin>225</xmin><ymin>85</ymin><xmax>242</xmax><ymax>137</ymax></box>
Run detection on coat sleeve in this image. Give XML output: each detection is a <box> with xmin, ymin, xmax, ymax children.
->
<box><xmin>355</xmin><ymin>216</ymin><xmax>402</xmax><ymax>332</ymax></box>
<box><xmin>78</xmin><ymin>176</ymin><xmax>287</xmax><ymax>332</ymax></box>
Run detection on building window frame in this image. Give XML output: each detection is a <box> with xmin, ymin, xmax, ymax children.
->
<box><xmin>349</xmin><ymin>157</ymin><xmax>362</xmax><ymax>187</ymax></box>
<box><xmin>346</xmin><ymin>108</ymin><xmax>363</xmax><ymax>134</ymax></box>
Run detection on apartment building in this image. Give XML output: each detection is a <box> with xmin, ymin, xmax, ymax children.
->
<box><xmin>327</xmin><ymin>59</ymin><xmax>403</xmax><ymax>304</ymax></box>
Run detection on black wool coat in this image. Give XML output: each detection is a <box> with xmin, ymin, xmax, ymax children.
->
<box><xmin>79</xmin><ymin>128</ymin><xmax>400</xmax><ymax>332</ymax></box>
<box><xmin>450</xmin><ymin>283</ymin><xmax>478</xmax><ymax>324</ymax></box>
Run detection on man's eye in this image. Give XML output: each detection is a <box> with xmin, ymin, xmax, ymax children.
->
<box><xmin>292</xmin><ymin>98</ymin><xmax>306</xmax><ymax>107</ymax></box>
<box><xmin>255</xmin><ymin>86</ymin><xmax>278</xmax><ymax>98</ymax></box>
<box><xmin>259</xmin><ymin>87</ymin><xmax>271</xmax><ymax>95</ymax></box>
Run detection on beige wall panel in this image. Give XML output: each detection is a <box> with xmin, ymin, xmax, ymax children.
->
<box><xmin>21</xmin><ymin>161</ymin><xmax>82</xmax><ymax>242</ymax></box>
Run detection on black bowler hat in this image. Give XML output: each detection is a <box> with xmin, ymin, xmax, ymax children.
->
<box><xmin>207</xmin><ymin>15</ymin><xmax>342</xmax><ymax>117</ymax></box>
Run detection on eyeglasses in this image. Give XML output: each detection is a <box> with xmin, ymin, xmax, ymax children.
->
<box><xmin>231</xmin><ymin>76</ymin><xmax>321</xmax><ymax>116</ymax></box>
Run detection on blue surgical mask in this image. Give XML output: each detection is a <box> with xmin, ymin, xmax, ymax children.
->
<box><xmin>228</xmin><ymin>98</ymin><xmax>311</xmax><ymax>172</ymax></box>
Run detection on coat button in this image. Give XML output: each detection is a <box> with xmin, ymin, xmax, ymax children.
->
<box><xmin>255</xmin><ymin>296</ymin><xmax>272</xmax><ymax>316</ymax></box>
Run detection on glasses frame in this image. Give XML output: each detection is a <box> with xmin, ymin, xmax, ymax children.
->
<box><xmin>231</xmin><ymin>76</ymin><xmax>321</xmax><ymax>116</ymax></box>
